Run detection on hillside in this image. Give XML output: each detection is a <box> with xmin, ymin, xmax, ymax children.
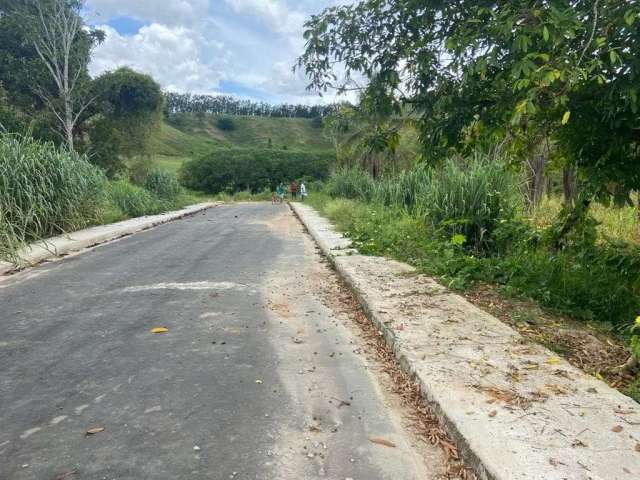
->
<box><xmin>150</xmin><ymin>113</ymin><xmax>333</xmax><ymax>173</ymax></box>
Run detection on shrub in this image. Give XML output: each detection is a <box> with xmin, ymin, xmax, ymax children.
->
<box><xmin>424</xmin><ymin>156</ymin><xmax>522</xmax><ymax>250</ymax></box>
<box><xmin>372</xmin><ymin>167</ymin><xmax>432</xmax><ymax>215</ymax></box>
<box><xmin>143</xmin><ymin>168</ymin><xmax>182</xmax><ymax>202</ymax></box>
<box><xmin>324</xmin><ymin>167</ymin><xmax>376</xmax><ymax>201</ymax></box>
<box><xmin>0</xmin><ymin>133</ymin><xmax>106</xmax><ymax>260</ymax></box>
<box><xmin>180</xmin><ymin>148</ymin><xmax>334</xmax><ymax>194</ymax></box>
<box><xmin>216</xmin><ymin>116</ymin><xmax>236</xmax><ymax>131</ymax></box>
<box><xmin>106</xmin><ymin>179</ymin><xmax>162</xmax><ymax>218</ymax></box>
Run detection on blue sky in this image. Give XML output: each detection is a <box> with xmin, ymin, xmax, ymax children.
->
<box><xmin>85</xmin><ymin>0</ymin><xmax>355</xmax><ymax>104</ymax></box>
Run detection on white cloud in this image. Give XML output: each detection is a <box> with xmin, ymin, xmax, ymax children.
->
<box><xmin>223</xmin><ymin>0</ymin><xmax>305</xmax><ymax>34</ymax></box>
<box><xmin>89</xmin><ymin>24</ymin><xmax>224</xmax><ymax>94</ymax></box>
<box><xmin>87</xmin><ymin>0</ymin><xmax>358</xmax><ymax>103</ymax></box>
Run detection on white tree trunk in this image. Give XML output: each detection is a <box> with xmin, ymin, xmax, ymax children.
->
<box><xmin>30</xmin><ymin>0</ymin><xmax>92</xmax><ymax>151</ymax></box>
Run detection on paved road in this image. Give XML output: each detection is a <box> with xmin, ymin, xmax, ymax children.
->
<box><xmin>0</xmin><ymin>203</ymin><xmax>444</xmax><ymax>480</ymax></box>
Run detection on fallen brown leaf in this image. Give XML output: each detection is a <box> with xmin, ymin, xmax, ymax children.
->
<box><xmin>55</xmin><ymin>470</ymin><xmax>78</xmax><ymax>480</ymax></box>
<box><xmin>488</xmin><ymin>410</ymin><xmax>497</xmax><ymax>418</ymax></box>
<box><xmin>612</xmin><ymin>425</ymin><xmax>623</xmax><ymax>433</ymax></box>
<box><xmin>635</xmin><ymin>443</ymin><xmax>640</xmax><ymax>452</ymax></box>
<box><xmin>369</xmin><ymin>437</ymin><xmax>397</xmax><ymax>448</ymax></box>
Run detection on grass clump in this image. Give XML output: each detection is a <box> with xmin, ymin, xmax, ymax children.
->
<box><xmin>105</xmin><ymin>179</ymin><xmax>163</xmax><ymax>219</ymax></box>
<box><xmin>0</xmin><ymin>134</ymin><xmax>106</xmax><ymax>260</ymax></box>
<box><xmin>143</xmin><ymin>168</ymin><xmax>183</xmax><ymax>203</ymax></box>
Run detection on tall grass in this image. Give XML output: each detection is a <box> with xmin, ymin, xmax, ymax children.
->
<box><xmin>318</xmin><ymin>155</ymin><xmax>639</xmax><ymax>331</ymax></box>
<box><xmin>143</xmin><ymin>168</ymin><xmax>183</xmax><ymax>203</ymax></box>
<box><xmin>0</xmin><ymin>134</ymin><xmax>106</xmax><ymax>260</ymax></box>
<box><xmin>425</xmin><ymin>156</ymin><xmax>522</xmax><ymax>248</ymax></box>
<box><xmin>0</xmin><ymin>134</ymin><xmax>197</xmax><ymax>263</ymax></box>
<box><xmin>325</xmin><ymin>155</ymin><xmax>521</xmax><ymax>249</ymax></box>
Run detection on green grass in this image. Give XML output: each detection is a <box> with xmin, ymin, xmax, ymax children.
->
<box><xmin>0</xmin><ymin>133</ymin><xmax>202</xmax><ymax>262</ymax></box>
<box><xmin>531</xmin><ymin>195</ymin><xmax>640</xmax><ymax>245</ymax></box>
<box><xmin>151</xmin><ymin>113</ymin><xmax>333</xmax><ymax>173</ymax></box>
<box><xmin>311</xmin><ymin>167</ymin><xmax>640</xmax><ymax>333</ymax></box>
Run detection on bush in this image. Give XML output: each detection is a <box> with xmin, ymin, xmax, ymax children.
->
<box><xmin>106</xmin><ymin>179</ymin><xmax>163</xmax><ymax>218</ymax></box>
<box><xmin>216</xmin><ymin>116</ymin><xmax>236</xmax><ymax>131</ymax></box>
<box><xmin>143</xmin><ymin>168</ymin><xmax>182</xmax><ymax>202</ymax></box>
<box><xmin>424</xmin><ymin>156</ymin><xmax>522</xmax><ymax>250</ymax></box>
<box><xmin>180</xmin><ymin>148</ymin><xmax>334</xmax><ymax>194</ymax></box>
<box><xmin>0</xmin><ymin>133</ymin><xmax>106</xmax><ymax>260</ymax></box>
<box><xmin>324</xmin><ymin>167</ymin><xmax>376</xmax><ymax>201</ymax></box>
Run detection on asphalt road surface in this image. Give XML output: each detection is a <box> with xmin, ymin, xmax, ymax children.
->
<box><xmin>0</xmin><ymin>203</ymin><xmax>445</xmax><ymax>480</ymax></box>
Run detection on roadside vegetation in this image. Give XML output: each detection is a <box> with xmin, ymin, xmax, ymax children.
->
<box><xmin>0</xmin><ymin>133</ymin><xmax>193</xmax><ymax>263</ymax></box>
<box><xmin>180</xmin><ymin>148</ymin><xmax>333</xmax><ymax>194</ymax></box>
<box><xmin>297</xmin><ymin>0</ymin><xmax>640</xmax><ymax>397</ymax></box>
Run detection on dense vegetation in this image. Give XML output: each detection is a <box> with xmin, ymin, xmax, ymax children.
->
<box><xmin>298</xmin><ymin>0</ymin><xmax>640</xmax><ymax>373</ymax></box>
<box><xmin>165</xmin><ymin>92</ymin><xmax>339</xmax><ymax>119</ymax></box>
<box><xmin>0</xmin><ymin>133</ymin><xmax>191</xmax><ymax>262</ymax></box>
<box><xmin>180</xmin><ymin>148</ymin><xmax>333</xmax><ymax>194</ymax></box>
<box><xmin>318</xmin><ymin>164</ymin><xmax>640</xmax><ymax>329</ymax></box>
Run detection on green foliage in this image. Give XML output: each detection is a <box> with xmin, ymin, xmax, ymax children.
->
<box><xmin>631</xmin><ymin>317</ymin><xmax>640</xmax><ymax>364</ymax></box>
<box><xmin>105</xmin><ymin>179</ymin><xmax>163</xmax><ymax>219</ymax></box>
<box><xmin>180</xmin><ymin>148</ymin><xmax>334</xmax><ymax>194</ymax></box>
<box><xmin>317</xmin><ymin>162</ymin><xmax>640</xmax><ymax>330</ymax></box>
<box><xmin>325</xmin><ymin>156</ymin><xmax>521</xmax><ymax>250</ymax></box>
<box><xmin>324</xmin><ymin>167</ymin><xmax>375</xmax><ymax>201</ymax></box>
<box><xmin>143</xmin><ymin>168</ymin><xmax>182</xmax><ymax>203</ymax></box>
<box><xmin>89</xmin><ymin>67</ymin><xmax>163</xmax><ymax>175</ymax></box>
<box><xmin>0</xmin><ymin>133</ymin><xmax>106</xmax><ymax>260</ymax></box>
<box><xmin>298</xmin><ymin>0</ymin><xmax>640</xmax><ymax>202</ymax></box>
<box><xmin>216</xmin><ymin>116</ymin><xmax>236</xmax><ymax>131</ymax></box>
<box><xmin>425</xmin><ymin>157</ymin><xmax>523</xmax><ymax>249</ymax></box>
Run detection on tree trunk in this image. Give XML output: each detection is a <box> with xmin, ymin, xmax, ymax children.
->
<box><xmin>526</xmin><ymin>152</ymin><xmax>547</xmax><ymax>209</ymax></box>
<box><xmin>563</xmin><ymin>167</ymin><xmax>577</xmax><ymax>206</ymax></box>
<box><xmin>64</xmin><ymin>102</ymin><xmax>74</xmax><ymax>150</ymax></box>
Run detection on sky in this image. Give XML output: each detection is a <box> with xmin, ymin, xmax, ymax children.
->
<box><xmin>84</xmin><ymin>0</ymin><xmax>355</xmax><ymax>105</ymax></box>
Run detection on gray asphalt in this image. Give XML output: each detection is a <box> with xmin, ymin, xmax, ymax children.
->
<box><xmin>0</xmin><ymin>203</ymin><xmax>442</xmax><ymax>480</ymax></box>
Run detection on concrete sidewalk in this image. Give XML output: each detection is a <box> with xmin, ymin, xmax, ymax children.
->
<box><xmin>0</xmin><ymin>203</ymin><xmax>217</xmax><ymax>275</ymax></box>
<box><xmin>291</xmin><ymin>201</ymin><xmax>640</xmax><ymax>480</ymax></box>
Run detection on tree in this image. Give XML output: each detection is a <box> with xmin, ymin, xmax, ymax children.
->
<box><xmin>89</xmin><ymin>67</ymin><xmax>164</xmax><ymax>176</ymax></box>
<box><xmin>24</xmin><ymin>0</ymin><xmax>103</xmax><ymax>150</ymax></box>
<box><xmin>298</xmin><ymin>0</ymin><xmax>640</xmax><ymax>207</ymax></box>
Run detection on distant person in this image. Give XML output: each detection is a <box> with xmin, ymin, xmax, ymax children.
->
<box><xmin>271</xmin><ymin>190</ymin><xmax>277</xmax><ymax>204</ymax></box>
<box><xmin>290</xmin><ymin>180</ymin><xmax>298</xmax><ymax>200</ymax></box>
<box><xmin>276</xmin><ymin>183</ymin><xmax>285</xmax><ymax>203</ymax></box>
<box><xmin>299</xmin><ymin>181</ymin><xmax>307</xmax><ymax>201</ymax></box>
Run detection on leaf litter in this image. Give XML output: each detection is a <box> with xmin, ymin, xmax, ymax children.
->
<box><xmin>317</xmin><ymin>269</ymin><xmax>478</xmax><ymax>480</ymax></box>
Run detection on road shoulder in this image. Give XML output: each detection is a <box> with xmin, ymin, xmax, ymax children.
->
<box><xmin>291</xmin><ymin>201</ymin><xmax>640</xmax><ymax>480</ymax></box>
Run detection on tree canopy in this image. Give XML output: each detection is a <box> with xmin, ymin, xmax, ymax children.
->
<box><xmin>89</xmin><ymin>67</ymin><xmax>164</xmax><ymax>175</ymax></box>
<box><xmin>298</xmin><ymin>0</ymin><xmax>640</xmax><ymax>199</ymax></box>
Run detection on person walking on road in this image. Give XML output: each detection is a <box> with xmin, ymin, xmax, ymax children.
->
<box><xmin>299</xmin><ymin>181</ymin><xmax>307</xmax><ymax>201</ymax></box>
<box><xmin>276</xmin><ymin>183</ymin><xmax>285</xmax><ymax>203</ymax></box>
<box><xmin>290</xmin><ymin>180</ymin><xmax>298</xmax><ymax>200</ymax></box>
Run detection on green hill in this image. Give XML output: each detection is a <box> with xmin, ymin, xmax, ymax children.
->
<box><xmin>150</xmin><ymin>113</ymin><xmax>333</xmax><ymax>173</ymax></box>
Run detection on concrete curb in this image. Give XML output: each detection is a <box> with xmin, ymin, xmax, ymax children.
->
<box><xmin>290</xmin><ymin>201</ymin><xmax>640</xmax><ymax>480</ymax></box>
<box><xmin>2</xmin><ymin>203</ymin><xmax>219</xmax><ymax>275</ymax></box>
